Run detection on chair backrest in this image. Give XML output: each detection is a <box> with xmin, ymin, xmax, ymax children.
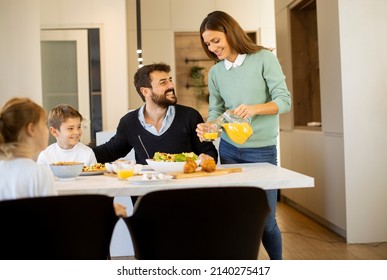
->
<box><xmin>0</xmin><ymin>194</ymin><xmax>118</xmax><ymax>260</ymax></box>
<box><xmin>96</xmin><ymin>130</ymin><xmax>135</xmax><ymax>160</ymax></box>
<box><xmin>124</xmin><ymin>186</ymin><xmax>270</xmax><ymax>260</ymax></box>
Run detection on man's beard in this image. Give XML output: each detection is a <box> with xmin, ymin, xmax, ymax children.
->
<box><xmin>151</xmin><ymin>89</ymin><xmax>177</xmax><ymax>108</ymax></box>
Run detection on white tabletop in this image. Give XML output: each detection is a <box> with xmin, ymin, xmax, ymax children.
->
<box><xmin>55</xmin><ymin>163</ymin><xmax>314</xmax><ymax>197</ymax></box>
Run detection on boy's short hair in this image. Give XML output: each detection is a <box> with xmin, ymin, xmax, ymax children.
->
<box><xmin>48</xmin><ymin>104</ymin><xmax>83</xmax><ymax>130</ymax></box>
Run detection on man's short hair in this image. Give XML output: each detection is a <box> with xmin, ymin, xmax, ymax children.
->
<box><xmin>133</xmin><ymin>63</ymin><xmax>171</xmax><ymax>101</ymax></box>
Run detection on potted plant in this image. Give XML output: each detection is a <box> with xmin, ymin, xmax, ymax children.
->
<box><xmin>189</xmin><ymin>66</ymin><xmax>208</xmax><ymax>101</ymax></box>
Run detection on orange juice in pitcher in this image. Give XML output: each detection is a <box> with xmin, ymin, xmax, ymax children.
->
<box><xmin>222</xmin><ymin>122</ymin><xmax>253</xmax><ymax>144</ymax></box>
<box><xmin>216</xmin><ymin>111</ymin><xmax>253</xmax><ymax>144</ymax></box>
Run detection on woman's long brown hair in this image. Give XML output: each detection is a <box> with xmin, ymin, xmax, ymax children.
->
<box><xmin>199</xmin><ymin>11</ymin><xmax>270</xmax><ymax>61</ymax></box>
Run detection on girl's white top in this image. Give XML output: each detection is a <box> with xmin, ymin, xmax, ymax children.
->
<box><xmin>0</xmin><ymin>158</ymin><xmax>57</xmax><ymax>200</ymax></box>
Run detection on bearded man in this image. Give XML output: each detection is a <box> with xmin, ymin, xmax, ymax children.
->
<box><xmin>93</xmin><ymin>63</ymin><xmax>218</xmax><ymax>165</ymax></box>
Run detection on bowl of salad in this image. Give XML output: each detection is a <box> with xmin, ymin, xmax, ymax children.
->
<box><xmin>145</xmin><ymin>152</ymin><xmax>201</xmax><ymax>173</ymax></box>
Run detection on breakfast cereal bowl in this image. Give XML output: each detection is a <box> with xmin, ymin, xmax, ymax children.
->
<box><xmin>145</xmin><ymin>159</ymin><xmax>201</xmax><ymax>173</ymax></box>
<box><xmin>49</xmin><ymin>162</ymin><xmax>84</xmax><ymax>180</ymax></box>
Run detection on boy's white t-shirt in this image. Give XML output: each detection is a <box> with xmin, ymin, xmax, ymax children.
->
<box><xmin>0</xmin><ymin>158</ymin><xmax>57</xmax><ymax>200</ymax></box>
<box><xmin>37</xmin><ymin>142</ymin><xmax>97</xmax><ymax>166</ymax></box>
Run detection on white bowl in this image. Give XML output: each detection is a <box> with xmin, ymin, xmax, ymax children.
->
<box><xmin>145</xmin><ymin>159</ymin><xmax>201</xmax><ymax>173</ymax></box>
<box><xmin>112</xmin><ymin>163</ymin><xmax>118</xmax><ymax>173</ymax></box>
<box><xmin>49</xmin><ymin>162</ymin><xmax>84</xmax><ymax>179</ymax></box>
<box><xmin>105</xmin><ymin>162</ymin><xmax>113</xmax><ymax>173</ymax></box>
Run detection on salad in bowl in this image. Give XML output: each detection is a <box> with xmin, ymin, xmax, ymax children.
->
<box><xmin>146</xmin><ymin>152</ymin><xmax>201</xmax><ymax>173</ymax></box>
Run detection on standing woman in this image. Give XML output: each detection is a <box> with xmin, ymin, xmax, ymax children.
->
<box><xmin>197</xmin><ymin>11</ymin><xmax>291</xmax><ymax>260</ymax></box>
<box><xmin>0</xmin><ymin>98</ymin><xmax>57</xmax><ymax>200</ymax></box>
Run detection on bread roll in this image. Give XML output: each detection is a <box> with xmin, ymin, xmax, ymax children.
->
<box><xmin>183</xmin><ymin>159</ymin><xmax>197</xmax><ymax>173</ymax></box>
<box><xmin>201</xmin><ymin>159</ymin><xmax>216</xmax><ymax>173</ymax></box>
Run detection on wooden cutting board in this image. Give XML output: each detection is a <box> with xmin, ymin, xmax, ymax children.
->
<box><xmin>167</xmin><ymin>167</ymin><xmax>242</xmax><ymax>179</ymax></box>
<box><xmin>104</xmin><ymin>167</ymin><xmax>242</xmax><ymax>179</ymax></box>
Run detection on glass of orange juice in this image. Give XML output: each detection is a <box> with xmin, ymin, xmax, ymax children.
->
<box><xmin>202</xmin><ymin>122</ymin><xmax>220</xmax><ymax>142</ymax></box>
<box><xmin>116</xmin><ymin>160</ymin><xmax>135</xmax><ymax>180</ymax></box>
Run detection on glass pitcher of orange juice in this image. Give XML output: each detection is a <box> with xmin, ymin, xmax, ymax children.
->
<box><xmin>216</xmin><ymin>111</ymin><xmax>253</xmax><ymax>144</ymax></box>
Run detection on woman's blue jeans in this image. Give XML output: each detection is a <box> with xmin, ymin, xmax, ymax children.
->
<box><xmin>219</xmin><ymin>140</ymin><xmax>283</xmax><ymax>260</ymax></box>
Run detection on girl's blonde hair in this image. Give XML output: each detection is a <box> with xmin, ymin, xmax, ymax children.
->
<box><xmin>199</xmin><ymin>10</ymin><xmax>270</xmax><ymax>62</ymax></box>
<box><xmin>0</xmin><ymin>97</ymin><xmax>46</xmax><ymax>159</ymax></box>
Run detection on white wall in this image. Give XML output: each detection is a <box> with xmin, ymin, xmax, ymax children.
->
<box><xmin>338</xmin><ymin>0</ymin><xmax>387</xmax><ymax>243</ymax></box>
<box><xmin>0</xmin><ymin>0</ymin><xmax>42</xmax><ymax>105</ymax></box>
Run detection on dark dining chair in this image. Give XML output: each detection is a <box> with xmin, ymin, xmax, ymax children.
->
<box><xmin>0</xmin><ymin>194</ymin><xmax>118</xmax><ymax>260</ymax></box>
<box><xmin>124</xmin><ymin>186</ymin><xmax>270</xmax><ymax>260</ymax></box>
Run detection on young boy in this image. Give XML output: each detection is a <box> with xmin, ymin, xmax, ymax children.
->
<box><xmin>37</xmin><ymin>104</ymin><xmax>97</xmax><ymax>166</ymax></box>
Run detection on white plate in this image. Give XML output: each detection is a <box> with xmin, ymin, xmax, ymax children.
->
<box><xmin>128</xmin><ymin>175</ymin><xmax>173</xmax><ymax>185</ymax></box>
<box><xmin>80</xmin><ymin>170</ymin><xmax>105</xmax><ymax>176</ymax></box>
<box><xmin>140</xmin><ymin>165</ymin><xmax>154</xmax><ymax>172</ymax></box>
<box><xmin>145</xmin><ymin>159</ymin><xmax>201</xmax><ymax>172</ymax></box>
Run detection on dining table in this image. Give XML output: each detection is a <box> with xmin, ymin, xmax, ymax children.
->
<box><xmin>55</xmin><ymin>162</ymin><xmax>314</xmax><ymax>258</ymax></box>
<box><xmin>55</xmin><ymin>162</ymin><xmax>314</xmax><ymax>197</ymax></box>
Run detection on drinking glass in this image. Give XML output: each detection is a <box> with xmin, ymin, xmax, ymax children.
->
<box><xmin>116</xmin><ymin>160</ymin><xmax>135</xmax><ymax>180</ymax></box>
<box><xmin>202</xmin><ymin>122</ymin><xmax>220</xmax><ymax>142</ymax></box>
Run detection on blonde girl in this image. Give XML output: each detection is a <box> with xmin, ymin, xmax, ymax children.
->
<box><xmin>0</xmin><ymin>97</ymin><xmax>56</xmax><ymax>200</ymax></box>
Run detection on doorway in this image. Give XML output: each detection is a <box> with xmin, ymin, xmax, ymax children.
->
<box><xmin>40</xmin><ymin>29</ymin><xmax>102</xmax><ymax>145</ymax></box>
